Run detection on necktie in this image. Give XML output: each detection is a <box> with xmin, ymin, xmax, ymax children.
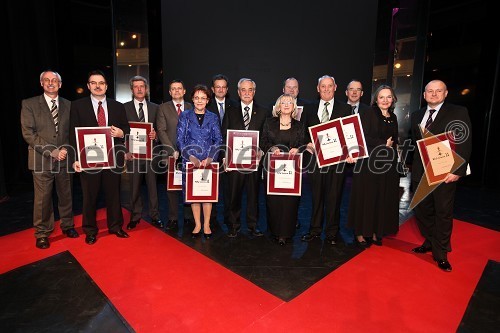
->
<box><xmin>176</xmin><ymin>103</ymin><xmax>182</xmax><ymax>116</ymax></box>
<box><xmin>243</xmin><ymin>106</ymin><xmax>250</xmax><ymax>130</ymax></box>
<box><xmin>351</xmin><ymin>105</ymin><xmax>357</xmax><ymax>114</ymax></box>
<box><xmin>50</xmin><ymin>99</ymin><xmax>58</xmax><ymax>133</ymax></box>
<box><xmin>138</xmin><ymin>102</ymin><xmax>145</xmax><ymax>122</ymax></box>
<box><xmin>97</xmin><ymin>101</ymin><xmax>106</xmax><ymax>127</ymax></box>
<box><xmin>425</xmin><ymin>109</ymin><xmax>436</xmax><ymax>129</ymax></box>
<box><xmin>321</xmin><ymin>102</ymin><xmax>330</xmax><ymax>123</ymax></box>
<box><xmin>219</xmin><ymin>102</ymin><xmax>224</xmax><ymax>123</ymax></box>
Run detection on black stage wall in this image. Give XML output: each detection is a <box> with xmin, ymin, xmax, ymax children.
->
<box><xmin>160</xmin><ymin>0</ymin><xmax>379</xmax><ymax>106</ymax></box>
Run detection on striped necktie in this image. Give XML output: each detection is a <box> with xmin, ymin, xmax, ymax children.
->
<box><xmin>321</xmin><ymin>102</ymin><xmax>330</xmax><ymax>123</ymax></box>
<box><xmin>243</xmin><ymin>106</ymin><xmax>250</xmax><ymax>130</ymax></box>
<box><xmin>138</xmin><ymin>102</ymin><xmax>145</xmax><ymax>122</ymax></box>
<box><xmin>219</xmin><ymin>102</ymin><xmax>225</xmax><ymax>124</ymax></box>
<box><xmin>50</xmin><ymin>99</ymin><xmax>58</xmax><ymax>133</ymax></box>
<box><xmin>425</xmin><ymin>109</ymin><xmax>436</xmax><ymax>129</ymax></box>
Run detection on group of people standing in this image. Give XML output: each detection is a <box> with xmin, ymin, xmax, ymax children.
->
<box><xmin>20</xmin><ymin>69</ymin><xmax>471</xmax><ymax>272</ymax></box>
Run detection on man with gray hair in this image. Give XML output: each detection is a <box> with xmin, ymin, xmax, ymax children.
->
<box><xmin>123</xmin><ymin>76</ymin><xmax>161</xmax><ymax>230</ymax></box>
<box><xmin>21</xmin><ymin>70</ymin><xmax>77</xmax><ymax>249</ymax></box>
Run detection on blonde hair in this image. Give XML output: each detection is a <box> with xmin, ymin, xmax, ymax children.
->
<box><xmin>272</xmin><ymin>94</ymin><xmax>297</xmax><ymax>117</ymax></box>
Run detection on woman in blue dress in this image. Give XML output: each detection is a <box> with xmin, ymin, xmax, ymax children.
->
<box><xmin>177</xmin><ymin>85</ymin><xmax>223</xmax><ymax>239</ymax></box>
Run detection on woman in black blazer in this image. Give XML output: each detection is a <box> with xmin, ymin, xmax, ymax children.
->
<box><xmin>262</xmin><ymin>94</ymin><xmax>306</xmax><ymax>245</ymax></box>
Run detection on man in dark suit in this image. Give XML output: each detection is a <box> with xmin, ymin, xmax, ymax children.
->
<box><xmin>301</xmin><ymin>75</ymin><xmax>352</xmax><ymax>245</ymax></box>
<box><xmin>123</xmin><ymin>76</ymin><xmax>161</xmax><ymax>230</ymax></box>
<box><xmin>283</xmin><ymin>77</ymin><xmax>312</xmax><ymax>108</ymax></box>
<box><xmin>410</xmin><ymin>80</ymin><xmax>472</xmax><ymax>272</ymax></box>
<box><xmin>206</xmin><ymin>74</ymin><xmax>236</xmax><ymax>227</ymax></box>
<box><xmin>70</xmin><ymin>70</ymin><xmax>131</xmax><ymax>245</ymax></box>
<box><xmin>345</xmin><ymin>79</ymin><xmax>371</xmax><ymax>115</ymax></box>
<box><xmin>21</xmin><ymin>70</ymin><xmax>78</xmax><ymax>249</ymax></box>
<box><xmin>222</xmin><ymin>78</ymin><xmax>268</xmax><ymax>237</ymax></box>
<box><xmin>156</xmin><ymin>80</ymin><xmax>194</xmax><ymax>230</ymax></box>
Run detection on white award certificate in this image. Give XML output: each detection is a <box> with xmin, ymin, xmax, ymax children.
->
<box><xmin>318</xmin><ymin>127</ymin><xmax>343</xmax><ymax>160</ymax></box>
<box><xmin>84</xmin><ymin>134</ymin><xmax>108</xmax><ymax>163</ymax></box>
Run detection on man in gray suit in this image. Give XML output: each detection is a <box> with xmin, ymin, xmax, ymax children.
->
<box><xmin>21</xmin><ymin>70</ymin><xmax>78</xmax><ymax>249</ymax></box>
<box><xmin>124</xmin><ymin>76</ymin><xmax>161</xmax><ymax>230</ymax></box>
<box><xmin>156</xmin><ymin>80</ymin><xmax>193</xmax><ymax>230</ymax></box>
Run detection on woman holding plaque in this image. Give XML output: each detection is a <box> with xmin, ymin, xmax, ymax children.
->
<box><xmin>262</xmin><ymin>94</ymin><xmax>305</xmax><ymax>246</ymax></box>
<box><xmin>347</xmin><ymin>85</ymin><xmax>400</xmax><ymax>247</ymax></box>
<box><xmin>177</xmin><ymin>84</ymin><xmax>223</xmax><ymax>239</ymax></box>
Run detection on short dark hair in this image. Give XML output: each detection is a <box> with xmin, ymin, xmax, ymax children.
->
<box><xmin>87</xmin><ymin>70</ymin><xmax>107</xmax><ymax>83</ymax></box>
<box><xmin>169</xmin><ymin>79</ymin><xmax>184</xmax><ymax>89</ymax></box>
<box><xmin>190</xmin><ymin>84</ymin><xmax>212</xmax><ymax>100</ymax></box>
<box><xmin>212</xmin><ymin>74</ymin><xmax>229</xmax><ymax>86</ymax></box>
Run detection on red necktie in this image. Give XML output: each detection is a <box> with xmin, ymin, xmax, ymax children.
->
<box><xmin>97</xmin><ymin>101</ymin><xmax>106</xmax><ymax>126</ymax></box>
<box><xmin>176</xmin><ymin>103</ymin><xmax>182</xmax><ymax>116</ymax></box>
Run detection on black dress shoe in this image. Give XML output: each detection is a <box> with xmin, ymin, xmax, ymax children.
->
<box><xmin>325</xmin><ymin>236</ymin><xmax>337</xmax><ymax>245</ymax></box>
<box><xmin>412</xmin><ymin>245</ymin><xmax>431</xmax><ymax>253</ymax></box>
<box><xmin>85</xmin><ymin>235</ymin><xmax>97</xmax><ymax>245</ymax></box>
<box><xmin>371</xmin><ymin>237</ymin><xmax>382</xmax><ymax>246</ymax></box>
<box><xmin>435</xmin><ymin>259</ymin><xmax>452</xmax><ymax>272</ymax></box>
<box><xmin>152</xmin><ymin>219</ymin><xmax>164</xmax><ymax>229</ymax></box>
<box><xmin>354</xmin><ymin>238</ymin><xmax>370</xmax><ymax>248</ymax></box>
<box><xmin>127</xmin><ymin>220</ymin><xmax>139</xmax><ymax>230</ymax></box>
<box><xmin>227</xmin><ymin>229</ymin><xmax>238</xmax><ymax>238</ymax></box>
<box><xmin>248</xmin><ymin>227</ymin><xmax>263</xmax><ymax>237</ymax></box>
<box><xmin>36</xmin><ymin>237</ymin><xmax>50</xmax><ymax>249</ymax></box>
<box><xmin>301</xmin><ymin>233</ymin><xmax>320</xmax><ymax>242</ymax></box>
<box><xmin>110</xmin><ymin>229</ymin><xmax>130</xmax><ymax>238</ymax></box>
<box><xmin>63</xmin><ymin>228</ymin><xmax>79</xmax><ymax>238</ymax></box>
<box><xmin>165</xmin><ymin>219</ymin><xmax>178</xmax><ymax>230</ymax></box>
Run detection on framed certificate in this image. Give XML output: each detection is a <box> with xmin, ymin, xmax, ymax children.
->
<box><xmin>417</xmin><ymin>131</ymin><xmax>456</xmax><ymax>185</ymax></box>
<box><xmin>166</xmin><ymin>156</ymin><xmax>182</xmax><ymax>191</ymax></box>
<box><xmin>127</xmin><ymin>122</ymin><xmax>153</xmax><ymax>160</ymax></box>
<box><xmin>75</xmin><ymin>127</ymin><xmax>115</xmax><ymax>170</ymax></box>
<box><xmin>225</xmin><ymin>130</ymin><xmax>260</xmax><ymax>171</ymax></box>
<box><xmin>308</xmin><ymin>118</ymin><xmax>346</xmax><ymax>167</ymax></box>
<box><xmin>185</xmin><ymin>162</ymin><xmax>219</xmax><ymax>203</ymax></box>
<box><xmin>341</xmin><ymin>114</ymin><xmax>368</xmax><ymax>159</ymax></box>
<box><xmin>266</xmin><ymin>153</ymin><xmax>302</xmax><ymax>196</ymax></box>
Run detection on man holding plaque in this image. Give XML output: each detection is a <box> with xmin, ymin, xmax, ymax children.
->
<box><xmin>21</xmin><ymin>70</ymin><xmax>78</xmax><ymax>249</ymax></box>
<box><xmin>410</xmin><ymin>80</ymin><xmax>472</xmax><ymax>272</ymax></box>
<box><xmin>222</xmin><ymin>78</ymin><xmax>268</xmax><ymax>237</ymax></box>
<box><xmin>300</xmin><ymin>75</ymin><xmax>351</xmax><ymax>245</ymax></box>
<box><xmin>70</xmin><ymin>70</ymin><xmax>130</xmax><ymax>245</ymax></box>
<box><xmin>123</xmin><ymin>76</ymin><xmax>161</xmax><ymax>230</ymax></box>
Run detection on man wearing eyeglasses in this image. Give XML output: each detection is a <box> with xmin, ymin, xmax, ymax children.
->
<box><xmin>21</xmin><ymin>70</ymin><xmax>78</xmax><ymax>249</ymax></box>
<box><xmin>69</xmin><ymin>70</ymin><xmax>130</xmax><ymax>245</ymax></box>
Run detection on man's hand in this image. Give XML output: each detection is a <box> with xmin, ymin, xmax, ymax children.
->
<box><xmin>444</xmin><ymin>173</ymin><xmax>460</xmax><ymax>183</ymax></box>
<box><xmin>173</xmin><ymin>151</ymin><xmax>179</xmax><ymax>160</ymax></box>
<box><xmin>124</xmin><ymin>152</ymin><xmax>134</xmax><ymax>161</ymax></box>
<box><xmin>289</xmin><ymin>148</ymin><xmax>299</xmax><ymax>156</ymax></box>
<box><xmin>110</xmin><ymin>125</ymin><xmax>124</xmax><ymax>138</ymax></box>
<box><xmin>73</xmin><ymin>161</ymin><xmax>82</xmax><ymax>173</ymax></box>
<box><xmin>306</xmin><ymin>142</ymin><xmax>315</xmax><ymax>154</ymax></box>
<box><xmin>50</xmin><ymin>148</ymin><xmax>67</xmax><ymax>161</ymax></box>
<box><xmin>149</xmin><ymin>128</ymin><xmax>157</xmax><ymax>140</ymax></box>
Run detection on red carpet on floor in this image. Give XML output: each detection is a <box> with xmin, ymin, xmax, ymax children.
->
<box><xmin>1</xmin><ymin>211</ymin><xmax>499</xmax><ymax>332</ymax></box>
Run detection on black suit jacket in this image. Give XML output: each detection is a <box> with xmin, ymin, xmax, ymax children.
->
<box><xmin>207</xmin><ymin>98</ymin><xmax>237</xmax><ymax>123</ymax></box>
<box><xmin>410</xmin><ymin>102</ymin><xmax>472</xmax><ymax>181</ymax></box>
<box><xmin>69</xmin><ymin>96</ymin><xmax>130</xmax><ymax>170</ymax></box>
<box><xmin>222</xmin><ymin>102</ymin><xmax>269</xmax><ymax>150</ymax></box>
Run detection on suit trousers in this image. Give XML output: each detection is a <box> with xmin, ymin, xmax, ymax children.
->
<box><xmin>227</xmin><ymin>169</ymin><xmax>260</xmax><ymax>230</ymax></box>
<box><xmin>128</xmin><ymin>160</ymin><xmax>159</xmax><ymax>221</ymax></box>
<box><xmin>412</xmin><ymin>180</ymin><xmax>456</xmax><ymax>261</ymax></box>
<box><xmin>32</xmin><ymin>168</ymin><xmax>73</xmax><ymax>238</ymax></box>
<box><xmin>308</xmin><ymin>165</ymin><xmax>346</xmax><ymax>238</ymax></box>
<box><xmin>80</xmin><ymin>169</ymin><xmax>123</xmax><ymax>235</ymax></box>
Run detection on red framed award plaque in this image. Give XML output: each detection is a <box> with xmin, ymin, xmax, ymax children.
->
<box><xmin>308</xmin><ymin>118</ymin><xmax>346</xmax><ymax>167</ymax></box>
<box><xmin>185</xmin><ymin>162</ymin><xmax>219</xmax><ymax>203</ymax></box>
<box><xmin>166</xmin><ymin>156</ymin><xmax>182</xmax><ymax>191</ymax></box>
<box><xmin>341</xmin><ymin>114</ymin><xmax>368</xmax><ymax>159</ymax></box>
<box><xmin>266</xmin><ymin>153</ymin><xmax>302</xmax><ymax>196</ymax></box>
<box><xmin>417</xmin><ymin>131</ymin><xmax>456</xmax><ymax>185</ymax></box>
<box><xmin>225</xmin><ymin>130</ymin><xmax>260</xmax><ymax>171</ymax></box>
<box><xmin>75</xmin><ymin>127</ymin><xmax>115</xmax><ymax>170</ymax></box>
<box><xmin>127</xmin><ymin>122</ymin><xmax>153</xmax><ymax>160</ymax></box>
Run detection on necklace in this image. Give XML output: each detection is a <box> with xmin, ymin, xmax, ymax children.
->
<box><xmin>280</xmin><ymin>121</ymin><xmax>291</xmax><ymax>126</ymax></box>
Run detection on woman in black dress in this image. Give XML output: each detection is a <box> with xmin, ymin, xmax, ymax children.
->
<box><xmin>347</xmin><ymin>85</ymin><xmax>400</xmax><ymax>247</ymax></box>
<box><xmin>262</xmin><ymin>94</ymin><xmax>305</xmax><ymax>245</ymax></box>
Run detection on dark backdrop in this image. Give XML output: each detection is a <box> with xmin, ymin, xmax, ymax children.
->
<box><xmin>159</xmin><ymin>0</ymin><xmax>378</xmax><ymax>106</ymax></box>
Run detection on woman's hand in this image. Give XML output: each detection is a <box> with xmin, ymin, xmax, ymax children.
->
<box><xmin>272</xmin><ymin>147</ymin><xmax>281</xmax><ymax>156</ymax></box>
<box><xmin>200</xmin><ymin>157</ymin><xmax>213</xmax><ymax>167</ymax></box>
<box><xmin>289</xmin><ymin>148</ymin><xmax>299</xmax><ymax>156</ymax></box>
<box><xmin>189</xmin><ymin>155</ymin><xmax>201</xmax><ymax>167</ymax></box>
<box><xmin>386</xmin><ymin>136</ymin><xmax>394</xmax><ymax>147</ymax></box>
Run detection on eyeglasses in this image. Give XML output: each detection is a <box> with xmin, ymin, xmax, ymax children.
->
<box><xmin>42</xmin><ymin>78</ymin><xmax>60</xmax><ymax>84</ymax></box>
<box><xmin>193</xmin><ymin>96</ymin><xmax>207</xmax><ymax>101</ymax></box>
<box><xmin>89</xmin><ymin>81</ymin><xmax>106</xmax><ymax>86</ymax></box>
<box><xmin>280</xmin><ymin>101</ymin><xmax>294</xmax><ymax>105</ymax></box>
